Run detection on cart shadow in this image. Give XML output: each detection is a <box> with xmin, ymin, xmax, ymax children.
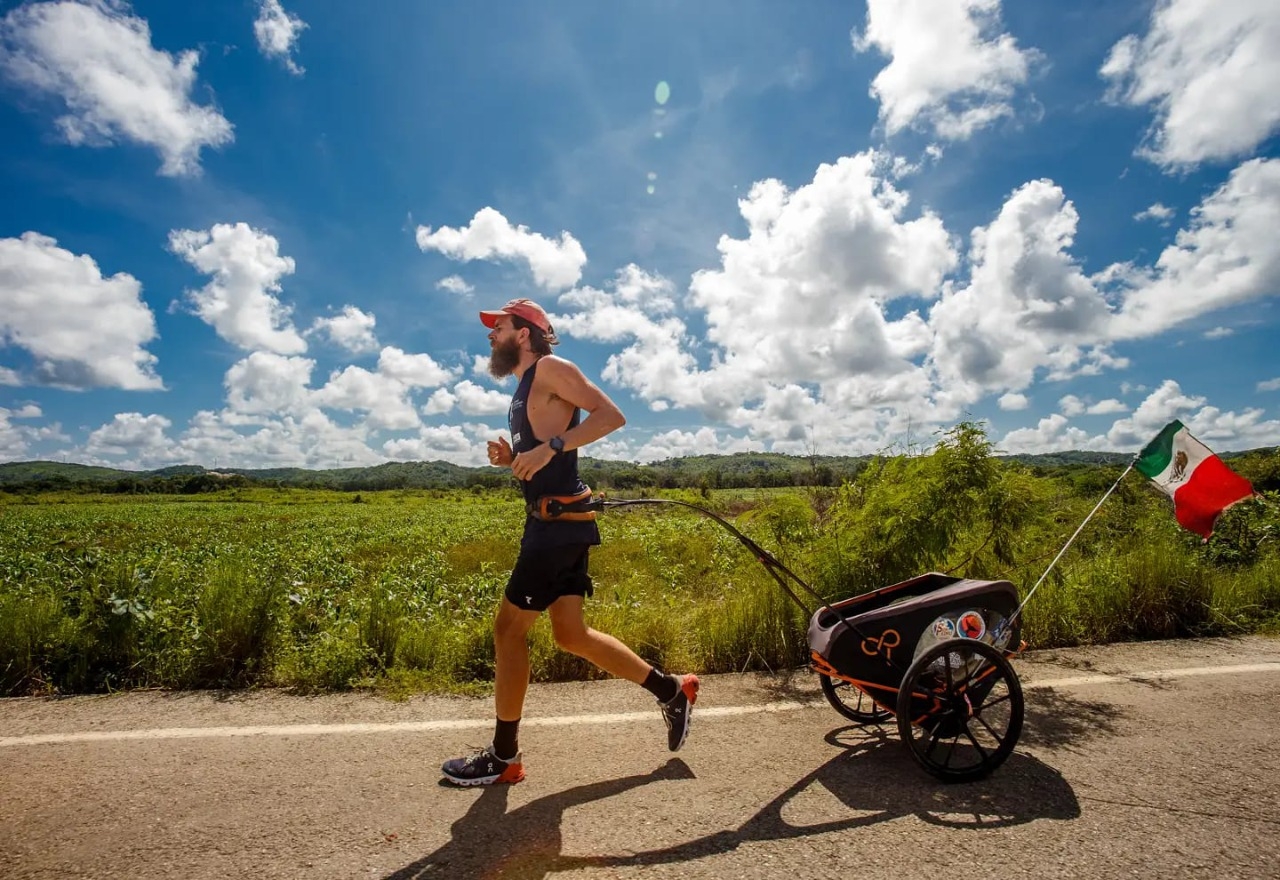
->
<box><xmin>386</xmin><ymin>728</ymin><xmax>1079</xmax><ymax>879</ymax></box>
<box><xmin>1021</xmin><ymin>687</ymin><xmax>1129</xmax><ymax>750</ymax></box>
<box><xmin>553</xmin><ymin>728</ymin><xmax>1079</xmax><ymax>873</ymax></box>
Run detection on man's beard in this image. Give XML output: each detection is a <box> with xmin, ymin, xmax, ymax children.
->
<box><xmin>488</xmin><ymin>336</ymin><xmax>522</xmax><ymax>378</ymax></box>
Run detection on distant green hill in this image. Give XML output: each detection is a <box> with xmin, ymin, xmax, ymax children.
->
<box><xmin>0</xmin><ymin>461</ymin><xmax>134</xmax><ymax>484</ymax></box>
<box><xmin>2</xmin><ymin>446</ymin><xmax>1275</xmax><ymax>494</ymax></box>
<box><xmin>0</xmin><ymin>459</ymin><xmax>490</xmax><ymax>491</ymax></box>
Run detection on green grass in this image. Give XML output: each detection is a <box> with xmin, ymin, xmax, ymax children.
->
<box><xmin>2</xmin><ymin>480</ymin><xmax>1278</xmax><ymax>697</ymax></box>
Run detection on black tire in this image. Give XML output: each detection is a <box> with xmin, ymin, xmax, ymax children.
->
<box><xmin>818</xmin><ymin>673</ymin><xmax>893</xmax><ymax>724</ymax></box>
<box><xmin>895</xmin><ymin>639</ymin><xmax>1023</xmax><ymax>783</ymax></box>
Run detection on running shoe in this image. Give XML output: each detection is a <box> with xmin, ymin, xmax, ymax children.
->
<box><xmin>660</xmin><ymin>674</ymin><xmax>700</xmax><ymax>752</ymax></box>
<box><xmin>441</xmin><ymin>744</ymin><xmax>525</xmax><ymax>786</ymax></box>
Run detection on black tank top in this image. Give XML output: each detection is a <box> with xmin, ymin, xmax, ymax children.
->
<box><xmin>509</xmin><ymin>360</ymin><xmax>600</xmax><ymax>548</ymax></box>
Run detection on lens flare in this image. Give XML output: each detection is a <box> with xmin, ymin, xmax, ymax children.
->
<box><xmin>654</xmin><ymin>81</ymin><xmax>671</xmax><ymax>105</ymax></box>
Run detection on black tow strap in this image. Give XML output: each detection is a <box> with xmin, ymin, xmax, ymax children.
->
<box><xmin>584</xmin><ymin>497</ymin><xmax>857</xmax><ymax>631</ymax></box>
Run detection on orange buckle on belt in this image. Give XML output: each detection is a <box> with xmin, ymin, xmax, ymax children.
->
<box><xmin>532</xmin><ymin>487</ymin><xmax>597</xmax><ymax>522</ymax></box>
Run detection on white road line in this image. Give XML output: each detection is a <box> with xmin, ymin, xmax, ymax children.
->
<box><xmin>1022</xmin><ymin>661</ymin><xmax>1280</xmax><ymax>689</ymax></box>
<box><xmin>2</xmin><ymin>662</ymin><xmax>1278</xmax><ymax>748</ymax></box>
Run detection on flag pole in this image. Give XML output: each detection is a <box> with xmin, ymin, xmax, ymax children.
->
<box><xmin>1007</xmin><ymin>458</ymin><xmax>1136</xmax><ymax>627</ymax></box>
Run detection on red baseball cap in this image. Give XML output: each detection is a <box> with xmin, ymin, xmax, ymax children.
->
<box><xmin>479</xmin><ymin>298</ymin><xmax>554</xmax><ymax>335</ymax></box>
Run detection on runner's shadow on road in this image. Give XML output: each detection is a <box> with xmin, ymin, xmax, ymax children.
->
<box><xmin>384</xmin><ymin>757</ymin><xmax>696</xmax><ymax>879</ymax></box>
<box><xmin>387</xmin><ymin>728</ymin><xmax>1078</xmax><ymax>879</ymax></box>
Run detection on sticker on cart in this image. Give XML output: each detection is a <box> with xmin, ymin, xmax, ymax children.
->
<box><xmin>956</xmin><ymin>610</ymin><xmax>986</xmax><ymax>640</ymax></box>
<box><xmin>931</xmin><ymin>616</ymin><xmax>956</xmax><ymax>639</ymax></box>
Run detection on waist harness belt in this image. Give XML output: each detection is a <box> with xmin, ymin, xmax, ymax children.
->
<box><xmin>528</xmin><ymin>486</ymin><xmax>598</xmax><ymax>522</ymax></box>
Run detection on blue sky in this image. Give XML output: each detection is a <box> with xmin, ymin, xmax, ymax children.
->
<box><xmin>1</xmin><ymin>0</ymin><xmax>1278</xmax><ymax>470</ymax></box>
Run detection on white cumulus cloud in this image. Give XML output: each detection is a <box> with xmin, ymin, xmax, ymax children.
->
<box><xmin>452</xmin><ymin>380</ymin><xmax>509</xmax><ymax>416</ymax></box>
<box><xmin>416</xmin><ymin>207</ymin><xmax>587</xmax><ymax>291</ymax></box>
<box><xmin>311</xmin><ymin>305</ymin><xmax>378</xmax><ymax>354</ymax></box>
<box><xmin>436</xmin><ymin>275</ymin><xmax>474</xmax><ymax>295</ymax></box>
<box><xmin>253</xmin><ymin>0</ymin><xmax>306</xmax><ymax>75</ymax></box>
<box><xmin>421</xmin><ymin>387</ymin><xmax>456</xmax><ymax>416</ymax></box>
<box><xmin>1101</xmin><ymin>0</ymin><xmax>1280</xmax><ymax>168</ymax></box>
<box><xmin>556</xmin><ymin>151</ymin><xmax>960</xmax><ymax>452</ymax></box>
<box><xmin>1108</xmin><ymin>159</ymin><xmax>1280</xmax><ymax>339</ymax></box>
<box><xmin>0</xmin><ymin>231</ymin><xmax>161</xmax><ymax>390</ymax></box>
<box><xmin>927</xmin><ymin>179</ymin><xmax>1119</xmax><ymax>409</ymax></box>
<box><xmin>1133</xmin><ymin>202</ymin><xmax>1175</xmax><ymax>224</ymax></box>
<box><xmin>315</xmin><ymin>366</ymin><xmax>421</xmax><ymax>430</ymax></box>
<box><xmin>635</xmin><ymin>428</ymin><xmax>763</xmax><ymax>464</ymax></box>
<box><xmin>0</xmin><ymin>405</ymin><xmax>65</xmax><ymax>461</ymax></box>
<box><xmin>169</xmin><ymin>222</ymin><xmax>307</xmax><ymax>354</ymax></box>
<box><xmin>376</xmin><ymin>346</ymin><xmax>457</xmax><ymax>388</ymax></box>
<box><xmin>224</xmin><ymin>351</ymin><xmax>314</xmax><ymax>416</ymax></box>
<box><xmin>0</xmin><ymin>0</ymin><xmax>233</xmax><ymax>176</ymax></box>
<box><xmin>999</xmin><ymin>414</ymin><xmax>1100</xmax><ymax>454</ymax></box>
<box><xmin>1088</xmin><ymin>399</ymin><xmax>1128</xmax><ymax>415</ymax></box>
<box><xmin>853</xmin><ymin>0</ymin><xmax>1039</xmax><ymax>140</ymax></box>
<box><xmin>85</xmin><ymin>411</ymin><xmax>173</xmax><ymax>458</ymax></box>
<box><xmin>383</xmin><ymin>425</ymin><xmax>474</xmax><ymax>460</ymax></box>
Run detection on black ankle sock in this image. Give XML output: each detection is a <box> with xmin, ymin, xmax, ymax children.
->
<box><xmin>642</xmin><ymin>667</ymin><xmax>679</xmax><ymax>703</ymax></box>
<box><xmin>494</xmin><ymin>718</ymin><xmax>520</xmax><ymax>761</ymax></box>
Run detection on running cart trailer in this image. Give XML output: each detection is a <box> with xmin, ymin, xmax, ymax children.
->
<box><xmin>580</xmin><ymin>497</ymin><xmax>1028</xmax><ymax>783</ymax></box>
<box><xmin>808</xmin><ymin>572</ymin><xmax>1024</xmax><ymax>782</ymax></box>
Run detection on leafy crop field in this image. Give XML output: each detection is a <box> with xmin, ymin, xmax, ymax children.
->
<box><xmin>3</xmin><ymin>426</ymin><xmax>1279</xmax><ymax>697</ymax></box>
<box><xmin>0</xmin><ymin>488</ymin><xmax>802</xmax><ymax>695</ymax></box>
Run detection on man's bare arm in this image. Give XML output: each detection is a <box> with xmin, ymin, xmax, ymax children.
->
<box><xmin>510</xmin><ymin>357</ymin><xmax>626</xmax><ymax>481</ymax></box>
<box><xmin>538</xmin><ymin>356</ymin><xmax>626</xmax><ymax>450</ymax></box>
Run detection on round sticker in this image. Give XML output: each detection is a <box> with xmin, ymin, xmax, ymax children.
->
<box><xmin>956</xmin><ymin>610</ymin><xmax>987</xmax><ymax>640</ymax></box>
<box><xmin>931</xmin><ymin>616</ymin><xmax>956</xmax><ymax>639</ymax></box>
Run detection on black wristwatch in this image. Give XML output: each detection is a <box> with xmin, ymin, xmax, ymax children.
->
<box><xmin>549</xmin><ymin>436</ymin><xmax>566</xmax><ymax>455</ymax></box>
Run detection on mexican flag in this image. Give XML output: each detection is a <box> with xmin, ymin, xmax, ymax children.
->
<box><xmin>1135</xmin><ymin>420</ymin><xmax>1255</xmax><ymax>539</ymax></box>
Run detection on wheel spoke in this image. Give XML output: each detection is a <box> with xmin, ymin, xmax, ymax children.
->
<box><xmin>963</xmin><ymin>725</ymin><xmax>990</xmax><ymax>759</ymax></box>
<box><xmin>943</xmin><ymin>733</ymin><xmax>959</xmax><ymax>767</ymax></box>
<box><xmin>980</xmin><ymin>691</ymin><xmax>1011</xmax><ymax>711</ymax></box>
<box><xmin>974</xmin><ymin>713</ymin><xmax>1005</xmax><ymax>746</ymax></box>
<box><xmin>925</xmin><ymin>725</ymin><xmax>944</xmax><ymax>755</ymax></box>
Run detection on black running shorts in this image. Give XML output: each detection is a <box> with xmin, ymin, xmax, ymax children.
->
<box><xmin>504</xmin><ymin>543</ymin><xmax>594</xmax><ymax>612</ymax></box>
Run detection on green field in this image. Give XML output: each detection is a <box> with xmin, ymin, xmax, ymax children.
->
<box><xmin>3</xmin><ymin>425</ymin><xmax>1279</xmax><ymax>697</ymax></box>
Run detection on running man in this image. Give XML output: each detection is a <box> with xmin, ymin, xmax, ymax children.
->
<box><xmin>441</xmin><ymin>298</ymin><xmax>700</xmax><ymax>786</ymax></box>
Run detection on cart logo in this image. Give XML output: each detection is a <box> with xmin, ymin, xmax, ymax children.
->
<box><xmin>931</xmin><ymin>617</ymin><xmax>955</xmax><ymax>639</ymax></box>
<box><xmin>861</xmin><ymin>628</ymin><xmax>900</xmax><ymax>662</ymax></box>
<box><xmin>957</xmin><ymin>610</ymin><xmax>986</xmax><ymax>640</ymax></box>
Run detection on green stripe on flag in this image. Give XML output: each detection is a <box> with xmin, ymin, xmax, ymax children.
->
<box><xmin>1136</xmin><ymin>419</ymin><xmax>1184</xmax><ymax>478</ymax></box>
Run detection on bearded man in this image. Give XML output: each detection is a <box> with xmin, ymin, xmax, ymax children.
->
<box><xmin>441</xmin><ymin>298</ymin><xmax>699</xmax><ymax>786</ymax></box>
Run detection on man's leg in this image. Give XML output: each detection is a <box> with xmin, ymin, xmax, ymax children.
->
<box><xmin>441</xmin><ymin>597</ymin><xmax>538</xmax><ymax>786</ymax></box>
<box><xmin>546</xmin><ymin>595</ymin><xmax>650</xmax><ymax>682</ymax></box>
<box><xmin>494</xmin><ymin>597</ymin><xmax>540</xmax><ymax>723</ymax></box>
<box><xmin>548</xmin><ymin>596</ymin><xmax>700</xmax><ymax>752</ymax></box>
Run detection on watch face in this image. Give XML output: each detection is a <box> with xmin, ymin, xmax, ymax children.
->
<box><xmin>551</xmin><ymin>436</ymin><xmax>564</xmax><ymax>452</ymax></box>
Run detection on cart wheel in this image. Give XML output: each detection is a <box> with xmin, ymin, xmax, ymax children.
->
<box><xmin>818</xmin><ymin>673</ymin><xmax>892</xmax><ymax>724</ymax></box>
<box><xmin>895</xmin><ymin>639</ymin><xmax>1023</xmax><ymax>783</ymax></box>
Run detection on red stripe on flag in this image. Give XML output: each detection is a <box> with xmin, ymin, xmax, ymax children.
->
<box><xmin>1172</xmin><ymin>454</ymin><xmax>1254</xmax><ymax>538</ymax></box>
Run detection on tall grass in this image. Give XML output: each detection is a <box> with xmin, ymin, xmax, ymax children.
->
<box><xmin>2</xmin><ymin>459</ymin><xmax>1278</xmax><ymax>696</ymax></box>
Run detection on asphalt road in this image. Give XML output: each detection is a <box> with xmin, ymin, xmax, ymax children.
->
<box><xmin>2</xmin><ymin>636</ymin><xmax>1279</xmax><ymax>880</ymax></box>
